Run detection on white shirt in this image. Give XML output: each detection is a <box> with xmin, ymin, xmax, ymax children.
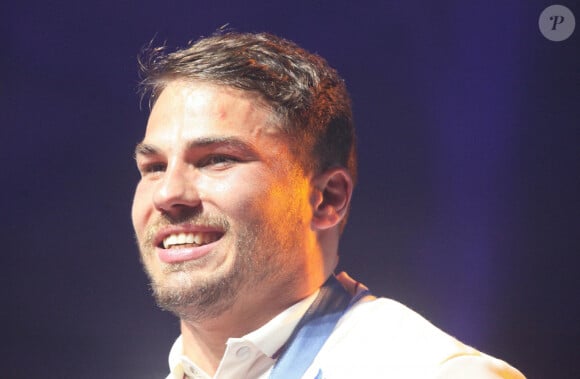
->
<box><xmin>167</xmin><ymin>290</ymin><xmax>319</xmax><ymax>379</ymax></box>
<box><xmin>166</xmin><ymin>288</ymin><xmax>525</xmax><ymax>379</ymax></box>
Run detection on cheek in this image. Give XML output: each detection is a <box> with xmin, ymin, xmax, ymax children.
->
<box><xmin>240</xmin><ymin>173</ymin><xmax>310</xmax><ymax>222</ymax></box>
<box><xmin>198</xmin><ymin>171</ymin><xmax>274</xmax><ymax>216</ymax></box>
<box><xmin>203</xmin><ymin>182</ymin><xmax>257</xmax><ymax>217</ymax></box>
<box><xmin>131</xmin><ymin>181</ymin><xmax>151</xmax><ymax>235</ymax></box>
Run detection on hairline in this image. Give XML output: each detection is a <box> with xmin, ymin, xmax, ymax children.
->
<box><xmin>148</xmin><ymin>76</ymin><xmax>292</xmax><ymax>129</ymax></box>
<box><xmin>144</xmin><ymin>76</ymin><xmax>316</xmax><ymax>174</ymax></box>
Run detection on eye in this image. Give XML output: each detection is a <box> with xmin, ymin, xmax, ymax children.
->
<box><xmin>138</xmin><ymin>162</ymin><xmax>167</xmax><ymax>176</ymax></box>
<box><xmin>199</xmin><ymin>155</ymin><xmax>240</xmax><ymax>168</ymax></box>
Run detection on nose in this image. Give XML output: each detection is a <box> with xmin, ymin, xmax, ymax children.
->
<box><xmin>153</xmin><ymin>162</ymin><xmax>200</xmax><ymax>215</ymax></box>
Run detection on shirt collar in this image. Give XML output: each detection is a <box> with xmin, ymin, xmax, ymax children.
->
<box><xmin>167</xmin><ymin>335</ymin><xmax>186</xmax><ymax>379</ymax></box>
<box><xmin>229</xmin><ymin>289</ymin><xmax>319</xmax><ymax>357</ymax></box>
<box><xmin>167</xmin><ymin>290</ymin><xmax>319</xmax><ymax>377</ymax></box>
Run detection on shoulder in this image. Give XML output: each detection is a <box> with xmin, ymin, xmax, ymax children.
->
<box><xmin>436</xmin><ymin>354</ymin><xmax>526</xmax><ymax>379</ymax></box>
<box><xmin>312</xmin><ymin>297</ymin><xmax>525</xmax><ymax>378</ymax></box>
<box><xmin>329</xmin><ymin>296</ymin><xmax>476</xmax><ymax>359</ymax></box>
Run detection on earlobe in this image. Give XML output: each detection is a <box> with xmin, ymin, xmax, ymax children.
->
<box><xmin>311</xmin><ymin>168</ymin><xmax>353</xmax><ymax>230</ymax></box>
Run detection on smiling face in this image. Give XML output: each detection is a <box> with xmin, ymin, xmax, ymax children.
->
<box><xmin>132</xmin><ymin>81</ymin><xmax>319</xmax><ymax>320</ymax></box>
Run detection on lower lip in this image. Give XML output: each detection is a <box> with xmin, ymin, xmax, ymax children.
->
<box><xmin>156</xmin><ymin>240</ymin><xmax>219</xmax><ymax>264</ymax></box>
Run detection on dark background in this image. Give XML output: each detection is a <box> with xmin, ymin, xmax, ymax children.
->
<box><xmin>2</xmin><ymin>1</ymin><xmax>579</xmax><ymax>378</ymax></box>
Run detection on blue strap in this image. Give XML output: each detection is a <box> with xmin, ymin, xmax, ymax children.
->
<box><xmin>269</xmin><ymin>275</ymin><xmax>369</xmax><ymax>379</ymax></box>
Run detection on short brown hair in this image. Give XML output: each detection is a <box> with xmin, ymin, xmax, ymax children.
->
<box><xmin>138</xmin><ymin>31</ymin><xmax>357</xmax><ymax>184</ymax></box>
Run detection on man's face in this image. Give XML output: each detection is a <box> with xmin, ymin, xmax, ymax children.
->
<box><xmin>132</xmin><ymin>81</ymin><xmax>316</xmax><ymax>319</ymax></box>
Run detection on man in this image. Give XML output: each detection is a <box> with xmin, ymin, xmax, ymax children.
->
<box><xmin>132</xmin><ymin>32</ymin><xmax>525</xmax><ymax>378</ymax></box>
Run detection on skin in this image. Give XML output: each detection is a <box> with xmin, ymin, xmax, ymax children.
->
<box><xmin>132</xmin><ymin>80</ymin><xmax>352</xmax><ymax>375</ymax></box>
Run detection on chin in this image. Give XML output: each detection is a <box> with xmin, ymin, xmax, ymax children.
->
<box><xmin>150</xmin><ymin>264</ymin><xmax>240</xmax><ymax>318</ymax></box>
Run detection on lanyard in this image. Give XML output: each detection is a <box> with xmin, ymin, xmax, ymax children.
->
<box><xmin>269</xmin><ymin>275</ymin><xmax>370</xmax><ymax>379</ymax></box>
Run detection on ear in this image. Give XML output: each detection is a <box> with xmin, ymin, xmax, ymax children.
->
<box><xmin>311</xmin><ymin>167</ymin><xmax>353</xmax><ymax>231</ymax></box>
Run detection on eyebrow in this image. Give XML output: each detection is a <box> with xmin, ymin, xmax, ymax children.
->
<box><xmin>134</xmin><ymin>143</ymin><xmax>160</xmax><ymax>158</ymax></box>
<box><xmin>134</xmin><ymin>136</ymin><xmax>257</xmax><ymax>158</ymax></box>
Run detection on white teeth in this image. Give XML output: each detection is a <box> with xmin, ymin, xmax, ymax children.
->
<box><xmin>162</xmin><ymin>232</ymin><xmax>220</xmax><ymax>249</ymax></box>
<box><xmin>163</xmin><ymin>234</ymin><xmax>177</xmax><ymax>248</ymax></box>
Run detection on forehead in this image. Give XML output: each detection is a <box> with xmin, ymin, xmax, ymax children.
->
<box><xmin>144</xmin><ymin>81</ymin><xmax>282</xmax><ymax>143</ymax></box>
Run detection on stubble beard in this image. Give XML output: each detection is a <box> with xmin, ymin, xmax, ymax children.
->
<box><xmin>138</xmin><ymin>218</ymin><xmax>284</xmax><ymax>322</ymax></box>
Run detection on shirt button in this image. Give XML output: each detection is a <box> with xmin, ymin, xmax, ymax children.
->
<box><xmin>183</xmin><ymin>364</ymin><xmax>196</xmax><ymax>377</ymax></box>
<box><xmin>236</xmin><ymin>345</ymin><xmax>251</xmax><ymax>359</ymax></box>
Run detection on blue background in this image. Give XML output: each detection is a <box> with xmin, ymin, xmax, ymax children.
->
<box><xmin>2</xmin><ymin>1</ymin><xmax>579</xmax><ymax>378</ymax></box>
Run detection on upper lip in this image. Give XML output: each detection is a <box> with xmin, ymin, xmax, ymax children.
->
<box><xmin>153</xmin><ymin>224</ymin><xmax>225</xmax><ymax>248</ymax></box>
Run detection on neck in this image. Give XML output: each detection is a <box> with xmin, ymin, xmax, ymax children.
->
<box><xmin>178</xmin><ymin>278</ymin><xmax>322</xmax><ymax>376</ymax></box>
<box><xmin>177</xmin><ymin>241</ymin><xmax>338</xmax><ymax>376</ymax></box>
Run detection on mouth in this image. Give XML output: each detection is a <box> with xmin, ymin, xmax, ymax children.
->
<box><xmin>161</xmin><ymin>232</ymin><xmax>223</xmax><ymax>249</ymax></box>
<box><xmin>152</xmin><ymin>225</ymin><xmax>226</xmax><ymax>264</ymax></box>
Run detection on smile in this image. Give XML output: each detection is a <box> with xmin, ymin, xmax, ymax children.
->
<box><xmin>162</xmin><ymin>232</ymin><xmax>222</xmax><ymax>249</ymax></box>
